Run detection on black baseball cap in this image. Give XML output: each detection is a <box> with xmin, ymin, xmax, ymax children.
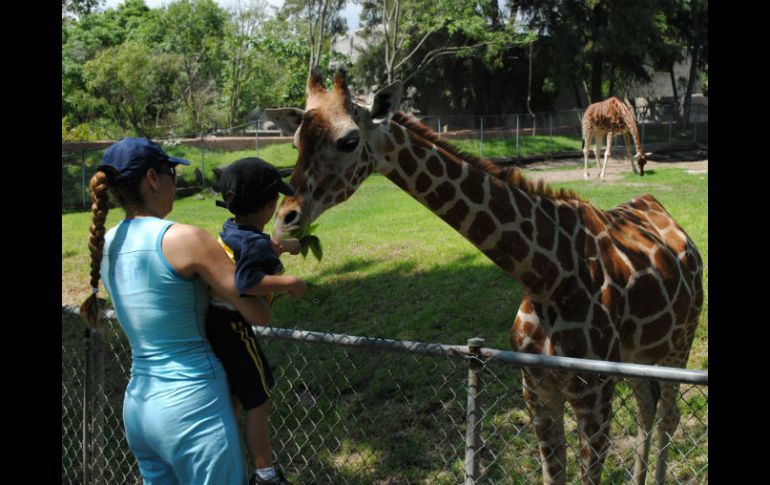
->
<box><xmin>99</xmin><ymin>137</ymin><xmax>190</xmax><ymax>182</ymax></box>
<box><xmin>215</xmin><ymin>157</ymin><xmax>295</xmax><ymax>215</ymax></box>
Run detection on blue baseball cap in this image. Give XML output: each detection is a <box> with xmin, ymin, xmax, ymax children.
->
<box><xmin>99</xmin><ymin>137</ymin><xmax>190</xmax><ymax>182</ymax></box>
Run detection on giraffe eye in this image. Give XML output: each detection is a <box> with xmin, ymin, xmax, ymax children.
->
<box><xmin>336</xmin><ymin>131</ymin><xmax>360</xmax><ymax>153</ymax></box>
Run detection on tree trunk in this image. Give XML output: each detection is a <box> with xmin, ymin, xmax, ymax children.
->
<box><xmin>590</xmin><ymin>54</ymin><xmax>603</xmax><ymax>103</ymax></box>
<box><xmin>668</xmin><ymin>63</ymin><xmax>680</xmax><ymax>125</ymax></box>
<box><xmin>573</xmin><ymin>82</ymin><xmax>584</xmax><ymax>110</ymax></box>
<box><xmin>682</xmin><ymin>48</ymin><xmax>698</xmax><ymax>128</ymax></box>
<box><xmin>527</xmin><ymin>41</ymin><xmax>536</xmax><ymax>134</ymax></box>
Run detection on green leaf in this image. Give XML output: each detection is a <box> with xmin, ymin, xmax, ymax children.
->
<box><xmin>308</xmin><ymin>236</ymin><xmax>323</xmax><ymax>262</ymax></box>
<box><xmin>299</xmin><ymin>235</ymin><xmax>322</xmax><ymax>262</ymax></box>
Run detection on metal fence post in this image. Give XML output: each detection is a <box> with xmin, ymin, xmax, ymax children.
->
<box><xmin>200</xmin><ymin>132</ymin><xmax>206</xmax><ymax>186</ymax></box>
<box><xmin>84</xmin><ymin>327</ymin><xmax>106</xmax><ymax>485</ymax></box>
<box><xmin>515</xmin><ymin>115</ymin><xmax>520</xmax><ymax>159</ymax></box>
<box><xmin>437</xmin><ymin>117</ymin><xmax>441</xmax><ymax>139</ymax></box>
<box><xmin>548</xmin><ymin>113</ymin><xmax>553</xmax><ymax>160</ymax></box>
<box><xmin>479</xmin><ymin>116</ymin><xmax>484</xmax><ymax>158</ymax></box>
<box><xmin>81</xmin><ymin>150</ymin><xmax>87</xmax><ymax>211</ymax></box>
<box><xmin>465</xmin><ymin>337</ymin><xmax>484</xmax><ymax>484</ymax></box>
<box><xmin>255</xmin><ymin>119</ymin><xmax>260</xmax><ymax>156</ymax></box>
<box><xmin>668</xmin><ymin>109</ymin><xmax>672</xmax><ymax>143</ymax></box>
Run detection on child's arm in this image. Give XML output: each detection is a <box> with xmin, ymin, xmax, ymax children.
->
<box><xmin>243</xmin><ymin>273</ymin><xmax>307</xmax><ymax>299</ymax></box>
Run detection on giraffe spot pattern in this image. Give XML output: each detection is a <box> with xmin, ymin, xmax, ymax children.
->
<box><xmin>415</xmin><ymin>173</ymin><xmax>432</xmax><ymax>194</ymax></box>
<box><xmin>532</xmin><ymin>251</ymin><xmax>560</xmax><ymax>294</ymax></box>
<box><xmin>483</xmin><ymin>248</ymin><xmax>515</xmax><ymax>273</ymax></box>
<box><xmin>500</xmin><ymin>230</ymin><xmax>529</xmax><ymax>262</ymax></box>
<box><xmin>488</xmin><ymin>180</ymin><xmax>516</xmax><ymax>224</ymax></box>
<box><xmin>628</xmin><ymin>273</ymin><xmax>665</xmax><ymax>319</ymax></box>
<box><xmin>444</xmin><ymin>199</ymin><xmax>470</xmax><ymax>230</ymax></box>
<box><xmin>387</xmin><ymin>169</ymin><xmax>410</xmax><ymax>191</ymax></box>
<box><xmin>460</xmin><ymin>169</ymin><xmax>486</xmax><ymax>205</ymax></box>
<box><xmin>552</xmin><ymin>328</ymin><xmax>587</xmax><ymax>357</ymax></box>
<box><xmin>555</xmin><ymin>232</ymin><xmax>575</xmax><ymax>272</ymax></box>
<box><xmin>446</xmin><ymin>159</ymin><xmax>462</xmax><ymax>180</ymax></box>
<box><xmin>641</xmin><ymin>312</ymin><xmax>672</xmax><ymax>343</ymax></box>
<box><xmin>468</xmin><ymin>211</ymin><xmax>496</xmax><ymax>245</ymax></box>
<box><xmin>411</xmin><ymin>143</ymin><xmax>426</xmax><ymax>159</ymax></box>
<box><xmin>391</xmin><ymin>125</ymin><xmax>405</xmax><ymax>145</ymax></box>
<box><xmin>513</xmin><ymin>188</ymin><xmax>533</xmax><ymax>219</ymax></box>
<box><xmin>598</xmin><ymin>237</ymin><xmax>632</xmax><ymax>287</ymax></box>
<box><xmin>560</xmin><ymin>285</ymin><xmax>591</xmax><ymax>322</ymax></box>
<box><xmin>426</xmin><ymin>155</ymin><xmax>443</xmax><ymax>177</ymax></box>
<box><xmin>557</xmin><ymin>204</ymin><xmax>577</xmax><ymax>236</ymax></box>
<box><xmin>535</xmin><ymin>208</ymin><xmax>556</xmax><ymax>251</ymax></box>
<box><xmin>398</xmin><ymin>149</ymin><xmax>417</xmax><ymax>176</ymax></box>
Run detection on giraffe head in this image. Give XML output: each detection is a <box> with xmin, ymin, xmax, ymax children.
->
<box><xmin>635</xmin><ymin>152</ymin><xmax>648</xmax><ymax>176</ymax></box>
<box><xmin>265</xmin><ymin>67</ymin><xmax>402</xmax><ymax>238</ymax></box>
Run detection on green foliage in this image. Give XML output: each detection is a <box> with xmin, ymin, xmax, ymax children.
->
<box><xmin>83</xmin><ymin>40</ymin><xmax>181</xmax><ymax>137</ymax></box>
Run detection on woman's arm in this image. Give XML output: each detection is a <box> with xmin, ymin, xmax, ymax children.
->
<box><xmin>161</xmin><ymin>223</ymin><xmax>271</xmax><ymax>325</ymax></box>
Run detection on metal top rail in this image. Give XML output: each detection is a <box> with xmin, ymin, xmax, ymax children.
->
<box><xmin>62</xmin><ymin>305</ymin><xmax>708</xmax><ymax>386</ymax></box>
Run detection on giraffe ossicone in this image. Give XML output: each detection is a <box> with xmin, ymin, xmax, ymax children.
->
<box><xmin>266</xmin><ymin>68</ymin><xmax>703</xmax><ymax>485</ymax></box>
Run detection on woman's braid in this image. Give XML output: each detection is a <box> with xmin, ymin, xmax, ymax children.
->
<box><xmin>79</xmin><ymin>172</ymin><xmax>110</xmax><ymax>329</ymax></box>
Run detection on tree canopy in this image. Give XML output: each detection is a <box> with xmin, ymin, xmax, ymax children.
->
<box><xmin>61</xmin><ymin>0</ymin><xmax>707</xmax><ymax>140</ymax></box>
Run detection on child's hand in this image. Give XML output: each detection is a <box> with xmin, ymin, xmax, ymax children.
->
<box><xmin>282</xmin><ymin>238</ymin><xmax>301</xmax><ymax>256</ymax></box>
<box><xmin>271</xmin><ymin>238</ymin><xmax>301</xmax><ymax>256</ymax></box>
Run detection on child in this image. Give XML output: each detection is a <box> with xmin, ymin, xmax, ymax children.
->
<box><xmin>206</xmin><ymin>157</ymin><xmax>307</xmax><ymax>485</ymax></box>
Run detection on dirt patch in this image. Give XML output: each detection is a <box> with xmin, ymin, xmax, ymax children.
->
<box><xmin>522</xmin><ymin>156</ymin><xmax>708</xmax><ymax>184</ymax></box>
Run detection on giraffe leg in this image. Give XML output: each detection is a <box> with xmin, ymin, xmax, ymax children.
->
<box><xmin>583</xmin><ymin>130</ymin><xmax>592</xmax><ymax>179</ymax></box>
<box><xmin>523</xmin><ymin>369</ymin><xmax>567</xmax><ymax>485</ymax></box>
<box><xmin>653</xmin><ymin>382</ymin><xmax>682</xmax><ymax>484</ymax></box>
<box><xmin>593</xmin><ymin>134</ymin><xmax>602</xmax><ymax>171</ymax></box>
<box><xmin>630</xmin><ymin>378</ymin><xmax>660</xmax><ymax>485</ymax></box>
<box><xmin>570</xmin><ymin>376</ymin><xmax>615</xmax><ymax>485</ymax></box>
<box><xmin>599</xmin><ymin>133</ymin><xmax>612</xmax><ymax>181</ymax></box>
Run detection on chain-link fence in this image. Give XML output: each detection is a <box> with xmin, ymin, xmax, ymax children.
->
<box><xmin>61</xmin><ymin>104</ymin><xmax>708</xmax><ymax>213</ymax></box>
<box><xmin>62</xmin><ymin>306</ymin><xmax>708</xmax><ymax>485</ymax></box>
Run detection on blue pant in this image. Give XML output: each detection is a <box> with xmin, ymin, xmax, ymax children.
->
<box><xmin>123</xmin><ymin>370</ymin><xmax>247</xmax><ymax>485</ymax></box>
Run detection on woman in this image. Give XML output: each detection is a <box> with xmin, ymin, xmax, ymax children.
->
<box><xmin>80</xmin><ymin>137</ymin><xmax>270</xmax><ymax>485</ymax></box>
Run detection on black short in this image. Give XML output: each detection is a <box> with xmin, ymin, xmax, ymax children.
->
<box><xmin>205</xmin><ymin>305</ymin><xmax>275</xmax><ymax>410</ymax></box>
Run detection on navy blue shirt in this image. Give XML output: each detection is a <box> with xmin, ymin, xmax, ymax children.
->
<box><xmin>219</xmin><ymin>219</ymin><xmax>284</xmax><ymax>297</ymax></box>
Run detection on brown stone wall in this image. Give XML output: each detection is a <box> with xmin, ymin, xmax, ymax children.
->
<box><xmin>62</xmin><ymin>136</ymin><xmax>292</xmax><ymax>153</ymax></box>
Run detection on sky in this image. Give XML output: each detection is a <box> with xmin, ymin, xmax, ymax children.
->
<box><xmin>102</xmin><ymin>0</ymin><xmax>361</xmax><ymax>31</ymax></box>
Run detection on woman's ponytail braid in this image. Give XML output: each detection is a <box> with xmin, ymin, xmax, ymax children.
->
<box><xmin>79</xmin><ymin>171</ymin><xmax>110</xmax><ymax>329</ymax></box>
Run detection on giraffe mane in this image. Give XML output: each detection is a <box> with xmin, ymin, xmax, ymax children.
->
<box><xmin>390</xmin><ymin>111</ymin><xmax>583</xmax><ymax>202</ymax></box>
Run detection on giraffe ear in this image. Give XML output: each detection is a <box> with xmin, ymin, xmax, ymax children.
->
<box><xmin>370</xmin><ymin>80</ymin><xmax>402</xmax><ymax>123</ymax></box>
<box><xmin>265</xmin><ymin>108</ymin><xmax>305</xmax><ymax>135</ymax></box>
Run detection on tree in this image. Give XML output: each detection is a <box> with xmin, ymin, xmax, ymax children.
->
<box><xmin>222</xmin><ymin>0</ymin><xmax>271</xmax><ymax>126</ymax></box>
<box><xmin>160</xmin><ymin>0</ymin><xmax>229</xmax><ymax>134</ymax></box>
<box><xmin>280</xmin><ymin>0</ymin><xmax>347</xmax><ymax>71</ymax></box>
<box><xmin>355</xmin><ymin>0</ymin><xmax>528</xmax><ymax>91</ymax></box>
<box><xmin>83</xmin><ymin>41</ymin><xmax>181</xmax><ymax>137</ymax></box>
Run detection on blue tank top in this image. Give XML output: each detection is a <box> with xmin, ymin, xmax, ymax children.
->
<box><xmin>100</xmin><ymin>217</ymin><xmax>219</xmax><ymax>379</ymax></box>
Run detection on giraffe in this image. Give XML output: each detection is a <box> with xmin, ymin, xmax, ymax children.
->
<box><xmin>266</xmin><ymin>68</ymin><xmax>703</xmax><ymax>485</ymax></box>
<box><xmin>582</xmin><ymin>96</ymin><xmax>648</xmax><ymax>181</ymax></box>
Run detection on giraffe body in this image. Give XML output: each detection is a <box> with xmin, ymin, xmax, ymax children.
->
<box><xmin>266</xmin><ymin>69</ymin><xmax>703</xmax><ymax>485</ymax></box>
<box><xmin>582</xmin><ymin>97</ymin><xmax>648</xmax><ymax>180</ymax></box>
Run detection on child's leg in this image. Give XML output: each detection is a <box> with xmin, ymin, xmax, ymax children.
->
<box><xmin>245</xmin><ymin>399</ymin><xmax>273</xmax><ymax>468</ymax></box>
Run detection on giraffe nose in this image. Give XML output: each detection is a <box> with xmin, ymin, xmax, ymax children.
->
<box><xmin>283</xmin><ymin>210</ymin><xmax>300</xmax><ymax>226</ymax></box>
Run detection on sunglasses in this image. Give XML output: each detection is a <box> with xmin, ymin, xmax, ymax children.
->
<box><xmin>154</xmin><ymin>165</ymin><xmax>177</xmax><ymax>182</ymax></box>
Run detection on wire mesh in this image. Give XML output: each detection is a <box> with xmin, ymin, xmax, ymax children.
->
<box><xmin>62</xmin><ymin>309</ymin><xmax>707</xmax><ymax>484</ymax></box>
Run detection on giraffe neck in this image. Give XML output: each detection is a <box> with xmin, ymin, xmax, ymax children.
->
<box><xmin>370</xmin><ymin>119</ymin><xmax>580</xmax><ymax>300</ymax></box>
<box><xmin>618</xmin><ymin>103</ymin><xmax>644</xmax><ymax>155</ymax></box>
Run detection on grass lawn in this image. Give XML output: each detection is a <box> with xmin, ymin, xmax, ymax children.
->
<box><xmin>62</xmin><ymin>165</ymin><xmax>707</xmax><ymax>369</ymax></box>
